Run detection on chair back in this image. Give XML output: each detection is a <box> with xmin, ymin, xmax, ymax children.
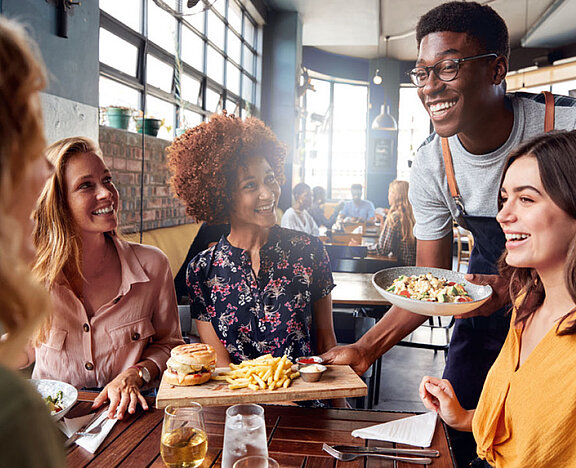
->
<box><xmin>332</xmin><ymin>311</ymin><xmax>375</xmax><ymax>344</ymax></box>
<box><xmin>453</xmin><ymin>225</ymin><xmax>474</xmax><ymax>272</ymax></box>
<box><xmin>178</xmin><ymin>304</ymin><xmax>192</xmax><ymax>343</ymax></box>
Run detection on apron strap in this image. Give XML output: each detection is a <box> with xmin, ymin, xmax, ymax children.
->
<box><xmin>542</xmin><ymin>90</ymin><xmax>555</xmax><ymax>132</ymax></box>
<box><xmin>441</xmin><ymin>137</ymin><xmax>466</xmax><ymax>215</ymax></box>
<box><xmin>442</xmin><ymin>92</ymin><xmax>556</xmax><ymax>216</ymax></box>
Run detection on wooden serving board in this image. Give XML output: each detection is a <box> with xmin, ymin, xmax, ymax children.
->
<box><xmin>155</xmin><ymin>365</ymin><xmax>366</xmax><ymax>408</ymax></box>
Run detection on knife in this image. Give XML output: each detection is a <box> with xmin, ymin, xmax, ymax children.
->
<box><xmin>331</xmin><ymin>445</ymin><xmax>440</xmax><ymax>457</ymax></box>
<box><xmin>64</xmin><ymin>406</ymin><xmax>108</xmax><ymax>449</ymax></box>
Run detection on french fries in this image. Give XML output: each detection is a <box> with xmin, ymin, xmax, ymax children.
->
<box><xmin>212</xmin><ymin>354</ymin><xmax>300</xmax><ymax>391</ymax></box>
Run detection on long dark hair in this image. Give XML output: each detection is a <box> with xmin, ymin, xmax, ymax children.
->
<box><xmin>498</xmin><ymin>130</ymin><xmax>576</xmax><ymax>335</ymax></box>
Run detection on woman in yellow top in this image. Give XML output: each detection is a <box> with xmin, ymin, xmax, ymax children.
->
<box><xmin>419</xmin><ymin>130</ymin><xmax>576</xmax><ymax>468</ymax></box>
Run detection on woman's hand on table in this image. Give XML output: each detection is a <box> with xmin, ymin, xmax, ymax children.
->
<box><xmin>419</xmin><ymin>376</ymin><xmax>474</xmax><ymax>432</ymax></box>
<box><xmin>320</xmin><ymin>344</ymin><xmax>371</xmax><ymax>376</ymax></box>
<box><xmin>92</xmin><ymin>368</ymin><xmax>149</xmax><ymax>419</ymax></box>
<box><xmin>455</xmin><ymin>273</ymin><xmax>510</xmax><ymax>319</ymax></box>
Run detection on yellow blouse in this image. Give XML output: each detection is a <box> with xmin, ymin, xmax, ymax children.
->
<box><xmin>472</xmin><ymin>309</ymin><xmax>576</xmax><ymax>467</ymax></box>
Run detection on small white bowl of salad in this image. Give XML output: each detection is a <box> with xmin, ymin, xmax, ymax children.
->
<box><xmin>30</xmin><ymin>379</ymin><xmax>78</xmax><ymax>421</ymax></box>
<box><xmin>372</xmin><ymin>266</ymin><xmax>493</xmax><ymax>316</ymax></box>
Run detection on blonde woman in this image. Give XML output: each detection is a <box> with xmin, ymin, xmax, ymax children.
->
<box><xmin>28</xmin><ymin>137</ymin><xmax>183</xmax><ymax>419</ymax></box>
<box><xmin>377</xmin><ymin>180</ymin><xmax>416</xmax><ymax>265</ymax></box>
<box><xmin>0</xmin><ymin>17</ymin><xmax>65</xmax><ymax>467</ymax></box>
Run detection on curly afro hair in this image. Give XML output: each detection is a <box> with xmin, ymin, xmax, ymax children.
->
<box><xmin>167</xmin><ymin>113</ymin><xmax>286</xmax><ymax>224</ymax></box>
<box><xmin>416</xmin><ymin>1</ymin><xmax>509</xmax><ymax>60</ymax></box>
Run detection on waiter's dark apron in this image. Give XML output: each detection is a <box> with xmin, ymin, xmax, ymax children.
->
<box><xmin>440</xmin><ymin>91</ymin><xmax>555</xmax><ymax>467</ymax></box>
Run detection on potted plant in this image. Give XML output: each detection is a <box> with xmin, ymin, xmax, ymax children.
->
<box><xmin>134</xmin><ymin>112</ymin><xmax>172</xmax><ymax>137</ymax></box>
<box><xmin>104</xmin><ymin>106</ymin><xmax>132</xmax><ymax>130</ymax></box>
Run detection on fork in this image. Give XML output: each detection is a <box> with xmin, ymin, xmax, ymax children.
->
<box><xmin>76</xmin><ymin>416</ymin><xmax>108</xmax><ymax>437</ymax></box>
<box><xmin>323</xmin><ymin>443</ymin><xmax>432</xmax><ymax>464</ymax></box>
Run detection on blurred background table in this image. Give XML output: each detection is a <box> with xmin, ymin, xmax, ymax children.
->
<box><xmin>66</xmin><ymin>392</ymin><xmax>455</xmax><ymax>467</ymax></box>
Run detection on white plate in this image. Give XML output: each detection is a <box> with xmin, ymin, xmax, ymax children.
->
<box><xmin>372</xmin><ymin>266</ymin><xmax>492</xmax><ymax>317</ymax></box>
<box><xmin>30</xmin><ymin>379</ymin><xmax>78</xmax><ymax>421</ymax></box>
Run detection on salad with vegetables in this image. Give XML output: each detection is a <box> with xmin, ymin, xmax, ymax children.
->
<box><xmin>387</xmin><ymin>273</ymin><xmax>473</xmax><ymax>303</ymax></box>
<box><xmin>44</xmin><ymin>390</ymin><xmax>64</xmax><ymax>414</ymax></box>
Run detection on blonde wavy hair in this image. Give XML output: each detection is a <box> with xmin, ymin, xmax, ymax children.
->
<box><xmin>33</xmin><ymin>137</ymin><xmax>106</xmax><ymax>343</ymax></box>
<box><xmin>33</xmin><ymin>137</ymin><xmax>105</xmax><ymax>287</ymax></box>
<box><xmin>0</xmin><ymin>18</ymin><xmax>50</xmax><ymax>364</ymax></box>
<box><xmin>385</xmin><ymin>180</ymin><xmax>415</xmax><ymax>242</ymax></box>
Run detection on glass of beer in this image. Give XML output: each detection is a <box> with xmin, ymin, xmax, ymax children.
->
<box><xmin>161</xmin><ymin>403</ymin><xmax>207</xmax><ymax>468</ymax></box>
<box><xmin>221</xmin><ymin>404</ymin><xmax>268</xmax><ymax>468</ymax></box>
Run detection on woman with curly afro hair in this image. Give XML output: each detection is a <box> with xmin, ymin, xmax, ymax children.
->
<box><xmin>167</xmin><ymin>113</ymin><xmax>338</xmax><ymax>368</ymax></box>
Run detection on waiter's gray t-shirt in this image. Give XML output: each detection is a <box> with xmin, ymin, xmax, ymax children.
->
<box><xmin>409</xmin><ymin>92</ymin><xmax>576</xmax><ymax>241</ymax></box>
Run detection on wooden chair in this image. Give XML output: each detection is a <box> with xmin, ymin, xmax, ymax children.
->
<box><xmin>453</xmin><ymin>225</ymin><xmax>474</xmax><ymax>272</ymax></box>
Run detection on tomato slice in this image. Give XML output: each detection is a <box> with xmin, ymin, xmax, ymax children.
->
<box><xmin>448</xmin><ymin>282</ymin><xmax>456</xmax><ymax>286</ymax></box>
<box><xmin>457</xmin><ymin>296</ymin><xmax>473</xmax><ymax>302</ymax></box>
<box><xmin>399</xmin><ymin>290</ymin><xmax>411</xmax><ymax>298</ymax></box>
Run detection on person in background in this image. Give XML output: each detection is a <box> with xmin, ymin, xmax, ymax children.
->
<box><xmin>0</xmin><ymin>17</ymin><xmax>65</xmax><ymax>467</ymax></box>
<box><xmin>376</xmin><ymin>180</ymin><xmax>416</xmax><ymax>265</ymax></box>
<box><xmin>281</xmin><ymin>182</ymin><xmax>319</xmax><ymax>236</ymax></box>
<box><xmin>321</xmin><ymin>3</ymin><xmax>576</xmax><ymax>465</ymax></box>
<box><xmin>28</xmin><ymin>137</ymin><xmax>183</xmax><ymax>420</ymax></box>
<box><xmin>420</xmin><ymin>130</ymin><xmax>576</xmax><ymax>468</ymax></box>
<box><xmin>308</xmin><ymin>186</ymin><xmax>342</xmax><ymax>230</ymax></box>
<box><xmin>337</xmin><ymin>183</ymin><xmax>376</xmax><ymax>224</ymax></box>
<box><xmin>174</xmin><ymin>222</ymin><xmax>230</xmax><ymax>303</ymax></box>
<box><xmin>167</xmin><ymin>113</ymin><xmax>337</xmax><ymax>368</ymax></box>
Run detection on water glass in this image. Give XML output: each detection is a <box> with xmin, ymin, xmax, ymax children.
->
<box><xmin>221</xmin><ymin>404</ymin><xmax>268</xmax><ymax>468</ymax></box>
<box><xmin>160</xmin><ymin>403</ymin><xmax>207</xmax><ymax>468</ymax></box>
<box><xmin>233</xmin><ymin>455</ymin><xmax>280</xmax><ymax>468</ymax></box>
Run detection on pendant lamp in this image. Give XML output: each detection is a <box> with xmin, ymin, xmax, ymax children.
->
<box><xmin>371</xmin><ymin>104</ymin><xmax>397</xmax><ymax>130</ymax></box>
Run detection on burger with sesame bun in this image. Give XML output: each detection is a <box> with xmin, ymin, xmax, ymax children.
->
<box><xmin>164</xmin><ymin>343</ymin><xmax>216</xmax><ymax>386</ymax></box>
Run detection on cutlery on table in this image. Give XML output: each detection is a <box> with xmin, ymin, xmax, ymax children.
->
<box><xmin>323</xmin><ymin>443</ymin><xmax>432</xmax><ymax>464</ymax></box>
<box><xmin>64</xmin><ymin>406</ymin><xmax>109</xmax><ymax>448</ymax></box>
<box><xmin>330</xmin><ymin>444</ymin><xmax>440</xmax><ymax>457</ymax></box>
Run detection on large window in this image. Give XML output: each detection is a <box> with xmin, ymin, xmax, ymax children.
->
<box><xmin>397</xmin><ymin>86</ymin><xmax>431</xmax><ymax>181</ymax></box>
<box><xmin>301</xmin><ymin>77</ymin><xmax>369</xmax><ymax>200</ymax></box>
<box><xmin>99</xmin><ymin>0</ymin><xmax>262</xmax><ymax>139</ymax></box>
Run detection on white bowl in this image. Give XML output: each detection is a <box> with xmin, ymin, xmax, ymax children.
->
<box><xmin>372</xmin><ymin>266</ymin><xmax>492</xmax><ymax>317</ymax></box>
<box><xmin>30</xmin><ymin>379</ymin><xmax>78</xmax><ymax>421</ymax></box>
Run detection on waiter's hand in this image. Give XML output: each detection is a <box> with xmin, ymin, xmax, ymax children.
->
<box><xmin>455</xmin><ymin>273</ymin><xmax>510</xmax><ymax>318</ymax></box>
<box><xmin>321</xmin><ymin>344</ymin><xmax>371</xmax><ymax>376</ymax></box>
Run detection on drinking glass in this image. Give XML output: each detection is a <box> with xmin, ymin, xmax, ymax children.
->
<box><xmin>233</xmin><ymin>455</ymin><xmax>280</xmax><ymax>468</ymax></box>
<box><xmin>160</xmin><ymin>403</ymin><xmax>207</xmax><ymax>468</ymax></box>
<box><xmin>221</xmin><ymin>404</ymin><xmax>268</xmax><ymax>468</ymax></box>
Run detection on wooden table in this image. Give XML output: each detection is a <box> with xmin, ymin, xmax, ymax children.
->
<box><xmin>332</xmin><ymin>272</ymin><xmax>391</xmax><ymax>307</ymax></box>
<box><xmin>66</xmin><ymin>392</ymin><xmax>455</xmax><ymax>467</ymax></box>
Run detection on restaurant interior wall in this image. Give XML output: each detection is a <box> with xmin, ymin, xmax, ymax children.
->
<box><xmin>260</xmin><ymin>9</ymin><xmax>302</xmax><ymax>211</ymax></box>
<box><xmin>99</xmin><ymin>126</ymin><xmax>192</xmax><ymax>234</ymax></box>
<box><xmin>0</xmin><ymin>0</ymin><xmax>99</xmax><ymax>143</ymax></box>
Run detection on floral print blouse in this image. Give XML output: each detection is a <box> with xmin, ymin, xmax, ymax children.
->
<box><xmin>187</xmin><ymin>225</ymin><xmax>334</xmax><ymax>364</ymax></box>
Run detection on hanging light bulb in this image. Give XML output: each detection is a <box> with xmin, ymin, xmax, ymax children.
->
<box><xmin>372</xmin><ymin>69</ymin><xmax>383</xmax><ymax>85</ymax></box>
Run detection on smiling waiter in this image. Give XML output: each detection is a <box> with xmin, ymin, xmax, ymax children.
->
<box><xmin>321</xmin><ymin>2</ymin><xmax>576</xmax><ymax>466</ymax></box>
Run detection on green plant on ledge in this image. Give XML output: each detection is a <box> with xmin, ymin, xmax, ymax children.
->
<box><xmin>134</xmin><ymin>112</ymin><xmax>172</xmax><ymax>137</ymax></box>
<box><xmin>102</xmin><ymin>106</ymin><xmax>133</xmax><ymax>130</ymax></box>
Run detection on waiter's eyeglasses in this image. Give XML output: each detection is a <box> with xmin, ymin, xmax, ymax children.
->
<box><xmin>408</xmin><ymin>53</ymin><xmax>498</xmax><ymax>88</ymax></box>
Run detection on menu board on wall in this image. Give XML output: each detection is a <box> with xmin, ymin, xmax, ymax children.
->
<box><xmin>373</xmin><ymin>138</ymin><xmax>395</xmax><ymax>169</ymax></box>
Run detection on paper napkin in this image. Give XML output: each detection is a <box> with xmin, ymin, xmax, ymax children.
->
<box><xmin>59</xmin><ymin>409</ymin><xmax>118</xmax><ymax>453</ymax></box>
<box><xmin>351</xmin><ymin>411</ymin><xmax>437</xmax><ymax>447</ymax></box>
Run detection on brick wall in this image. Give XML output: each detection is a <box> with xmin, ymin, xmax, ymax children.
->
<box><xmin>99</xmin><ymin>126</ymin><xmax>194</xmax><ymax>234</ymax></box>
